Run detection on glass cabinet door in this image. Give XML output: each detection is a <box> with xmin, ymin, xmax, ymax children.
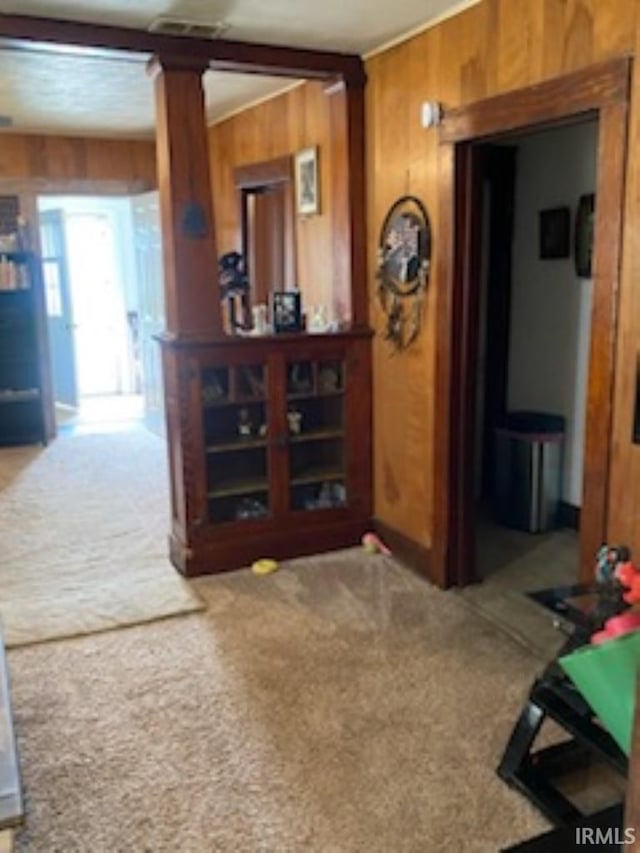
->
<box><xmin>201</xmin><ymin>362</ymin><xmax>270</xmax><ymax>523</ymax></box>
<box><xmin>285</xmin><ymin>357</ymin><xmax>347</xmax><ymax>512</ymax></box>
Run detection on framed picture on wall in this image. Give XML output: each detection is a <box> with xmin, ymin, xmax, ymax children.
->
<box><xmin>539</xmin><ymin>206</ymin><xmax>570</xmax><ymax>259</ymax></box>
<box><xmin>294</xmin><ymin>146</ymin><xmax>319</xmax><ymax>215</ymax></box>
<box><xmin>574</xmin><ymin>193</ymin><xmax>596</xmax><ymax>278</ymax></box>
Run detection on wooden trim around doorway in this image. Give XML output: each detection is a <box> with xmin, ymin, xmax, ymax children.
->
<box><xmin>433</xmin><ymin>57</ymin><xmax>631</xmax><ymax>588</ymax></box>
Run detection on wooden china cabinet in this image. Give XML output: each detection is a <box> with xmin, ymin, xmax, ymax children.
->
<box><xmin>161</xmin><ymin>330</ymin><xmax>371</xmax><ymax>575</ymax></box>
<box><xmin>151</xmin><ymin>48</ymin><xmax>369</xmax><ymax>576</ymax></box>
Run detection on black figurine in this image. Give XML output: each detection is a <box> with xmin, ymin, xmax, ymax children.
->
<box><xmin>219</xmin><ymin>252</ymin><xmax>250</xmax><ymax>331</ymax></box>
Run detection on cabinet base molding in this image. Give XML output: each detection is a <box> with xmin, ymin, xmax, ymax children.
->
<box><xmin>170</xmin><ymin>516</ymin><xmax>371</xmax><ymax>576</ymax></box>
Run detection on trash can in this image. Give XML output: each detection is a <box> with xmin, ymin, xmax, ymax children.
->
<box><xmin>494</xmin><ymin>411</ymin><xmax>565</xmax><ymax>533</ymax></box>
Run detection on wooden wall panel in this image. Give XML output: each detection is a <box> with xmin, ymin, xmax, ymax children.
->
<box><xmin>201</xmin><ymin>0</ymin><xmax>640</xmax><ymax>557</ymax></box>
<box><xmin>609</xmin><ymin>11</ymin><xmax>640</xmax><ymax>552</ymax></box>
<box><xmin>0</xmin><ymin>132</ymin><xmax>156</xmax><ymax>190</ymax></box>
<box><xmin>366</xmin><ymin>0</ymin><xmax>640</xmax><ymax>553</ymax></box>
<box><xmin>207</xmin><ymin>81</ymin><xmax>345</xmax><ymax>318</ymax></box>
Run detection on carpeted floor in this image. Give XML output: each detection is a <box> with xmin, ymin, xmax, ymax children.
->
<box><xmin>0</xmin><ymin>429</ymin><xmax>603</xmax><ymax>848</ymax></box>
<box><xmin>0</xmin><ymin>431</ymin><xmax>201</xmax><ymax>647</ymax></box>
<box><xmin>9</xmin><ymin>551</ymin><xmax>553</xmax><ymax>852</ymax></box>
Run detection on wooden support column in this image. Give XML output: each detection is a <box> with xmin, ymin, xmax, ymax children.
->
<box><xmin>326</xmin><ymin>75</ymin><xmax>367</xmax><ymax>329</ymax></box>
<box><xmin>149</xmin><ymin>55</ymin><xmax>221</xmax><ymax>338</ymax></box>
<box><xmin>345</xmin><ymin>77</ymin><xmax>367</xmax><ymax>328</ymax></box>
<box><xmin>326</xmin><ymin>81</ymin><xmax>350</xmax><ymax>326</ymax></box>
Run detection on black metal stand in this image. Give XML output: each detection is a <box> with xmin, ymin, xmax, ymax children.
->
<box><xmin>497</xmin><ymin>584</ymin><xmax>628</xmax><ymax>828</ymax></box>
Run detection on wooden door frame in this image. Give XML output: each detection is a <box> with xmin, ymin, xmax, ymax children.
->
<box><xmin>432</xmin><ymin>57</ymin><xmax>631</xmax><ymax>588</ymax></box>
<box><xmin>234</xmin><ymin>156</ymin><xmax>297</xmax><ymax>292</ymax></box>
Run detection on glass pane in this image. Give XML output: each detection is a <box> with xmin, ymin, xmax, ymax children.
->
<box><xmin>317</xmin><ymin>360</ymin><xmax>343</xmax><ymax>394</ymax></box>
<box><xmin>287</xmin><ymin>358</ymin><xmax>347</xmax><ymax>512</ymax></box>
<box><xmin>43</xmin><ymin>260</ymin><xmax>62</xmax><ymax>316</ymax></box>
<box><xmin>201</xmin><ymin>366</ymin><xmax>229</xmax><ymax>406</ymax></box>
<box><xmin>287</xmin><ymin>360</ymin><xmax>313</xmax><ymax>398</ymax></box>
<box><xmin>236</xmin><ymin>364</ymin><xmax>266</xmax><ymax>401</ymax></box>
<box><xmin>202</xmin><ymin>363</ymin><xmax>270</xmax><ymax>524</ymax></box>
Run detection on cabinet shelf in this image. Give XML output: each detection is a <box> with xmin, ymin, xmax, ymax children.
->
<box><xmin>289</xmin><ymin>428</ymin><xmax>344</xmax><ymax>444</ymax></box>
<box><xmin>290</xmin><ymin>468</ymin><xmax>344</xmax><ymax>487</ymax></box>
<box><xmin>287</xmin><ymin>390</ymin><xmax>343</xmax><ymax>402</ymax></box>
<box><xmin>206</xmin><ymin>437</ymin><xmax>267</xmax><ymax>453</ymax></box>
<box><xmin>0</xmin><ymin>389</ymin><xmax>40</xmax><ymax>403</ymax></box>
<box><xmin>203</xmin><ymin>396</ymin><xmax>265</xmax><ymax>409</ymax></box>
<box><xmin>208</xmin><ymin>478</ymin><xmax>269</xmax><ymax>499</ymax></box>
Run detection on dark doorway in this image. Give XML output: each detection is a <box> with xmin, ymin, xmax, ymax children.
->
<box><xmin>433</xmin><ymin>59</ymin><xmax>630</xmax><ymax>589</ymax></box>
<box><xmin>235</xmin><ymin>156</ymin><xmax>297</xmax><ymax>317</ymax></box>
<box><xmin>472</xmin><ymin>121</ymin><xmax>599</xmax><ymax>596</ymax></box>
<box><xmin>474</xmin><ymin>145</ymin><xmax>516</xmax><ymax>507</ymax></box>
<box><xmin>246</xmin><ymin>184</ymin><xmax>289</xmax><ymax>304</ymax></box>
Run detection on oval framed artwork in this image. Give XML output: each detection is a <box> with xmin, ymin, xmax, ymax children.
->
<box><xmin>376</xmin><ymin>195</ymin><xmax>431</xmax><ymax>350</ymax></box>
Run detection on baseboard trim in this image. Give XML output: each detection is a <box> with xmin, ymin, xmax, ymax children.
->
<box><xmin>559</xmin><ymin>501</ymin><xmax>580</xmax><ymax>531</ymax></box>
<box><xmin>374</xmin><ymin>519</ymin><xmax>432</xmax><ymax>581</ymax></box>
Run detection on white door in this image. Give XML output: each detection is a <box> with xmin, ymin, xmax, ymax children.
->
<box><xmin>131</xmin><ymin>192</ymin><xmax>165</xmax><ymax>423</ymax></box>
<box><xmin>65</xmin><ymin>212</ymin><xmax>128</xmax><ymax>397</ymax></box>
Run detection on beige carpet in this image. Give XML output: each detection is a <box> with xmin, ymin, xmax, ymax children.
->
<box><xmin>9</xmin><ymin>551</ymin><xmax>554</xmax><ymax>851</ymax></box>
<box><xmin>0</xmin><ymin>431</ymin><xmax>201</xmax><ymax>648</ymax></box>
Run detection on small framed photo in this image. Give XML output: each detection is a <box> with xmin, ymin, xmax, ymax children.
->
<box><xmin>539</xmin><ymin>206</ymin><xmax>570</xmax><ymax>259</ymax></box>
<box><xmin>271</xmin><ymin>291</ymin><xmax>303</xmax><ymax>334</ymax></box>
<box><xmin>294</xmin><ymin>146</ymin><xmax>319</xmax><ymax>215</ymax></box>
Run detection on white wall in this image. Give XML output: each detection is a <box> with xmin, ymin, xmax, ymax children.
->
<box><xmin>507</xmin><ymin>121</ymin><xmax>597</xmax><ymax>507</ymax></box>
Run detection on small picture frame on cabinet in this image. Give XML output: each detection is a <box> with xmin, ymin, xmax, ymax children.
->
<box><xmin>271</xmin><ymin>291</ymin><xmax>303</xmax><ymax>334</ymax></box>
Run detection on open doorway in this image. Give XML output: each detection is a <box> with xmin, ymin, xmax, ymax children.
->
<box><xmin>433</xmin><ymin>59</ymin><xmax>629</xmax><ymax>597</ymax></box>
<box><xmin>37</xmin><ymin>194</ymin><xmax>164</xmax><ymax>435</ymax></box>
<box><xmin>473</xmin><ymin>120</ymin><xmax>597</xmax><ymax>591</ymax></box>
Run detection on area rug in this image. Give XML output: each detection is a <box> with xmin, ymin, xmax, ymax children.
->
<box><xmin>0</xmin><ymin>430</ymin><xmax>201</xmax><ymax>648</ymax></box>
<box><xmin>9</xmin><ymin>550</ymin><xmax>552</xmax><ymax>851</ymax></box>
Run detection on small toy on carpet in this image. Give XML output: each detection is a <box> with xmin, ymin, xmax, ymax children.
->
<box><xmin>361</xmin><ymin>531</ymin><xmax>391</xmax><ymax>556</ymax></box>
<box><xmin>251</xmin><ymin>558</ymin><xmax>279</xmax><ymax>576</ymax></box>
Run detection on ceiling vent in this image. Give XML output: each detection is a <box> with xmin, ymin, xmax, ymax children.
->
<box><xmin>148</xmin><ymin>17</ymin><xmax>229</xmax><ymax>39</ymax></box>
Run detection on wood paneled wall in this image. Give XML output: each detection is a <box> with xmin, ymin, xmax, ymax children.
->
<box><xmin>366</xmin><ymin>0</ymin><xmax>640</xmax><ymax>555</ymax></box>
<box><xmin>0</xmin><ymin>132</ymin><xmax>156</xmax><ymax>190</ymax></box>
<box><xmin>208</xmin><ymin>81</ymin><xmax>346</xmax><ymax>316</ymax></box>
<box><xmin>204</xmin><ymin>0</ymin><xmax>640</xmax><ymax>562</ymax></box>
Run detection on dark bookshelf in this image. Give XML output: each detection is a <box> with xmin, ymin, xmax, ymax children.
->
<box><xmin>0</xmin><ymin>251</ymin><xmax>52</xmax><ymax>446</ymax></box>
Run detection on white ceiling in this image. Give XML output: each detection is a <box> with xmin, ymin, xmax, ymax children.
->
<box><xmin>0</xmin><ymin>0</ymin><xmax>472</xmax><ymax>136</ymax></box>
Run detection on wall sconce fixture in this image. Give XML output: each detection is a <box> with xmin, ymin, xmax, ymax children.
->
<box><xmin>420</xmin><ymin>101</ymin><xmax>444</xmax><ymax>128</ymax></box>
